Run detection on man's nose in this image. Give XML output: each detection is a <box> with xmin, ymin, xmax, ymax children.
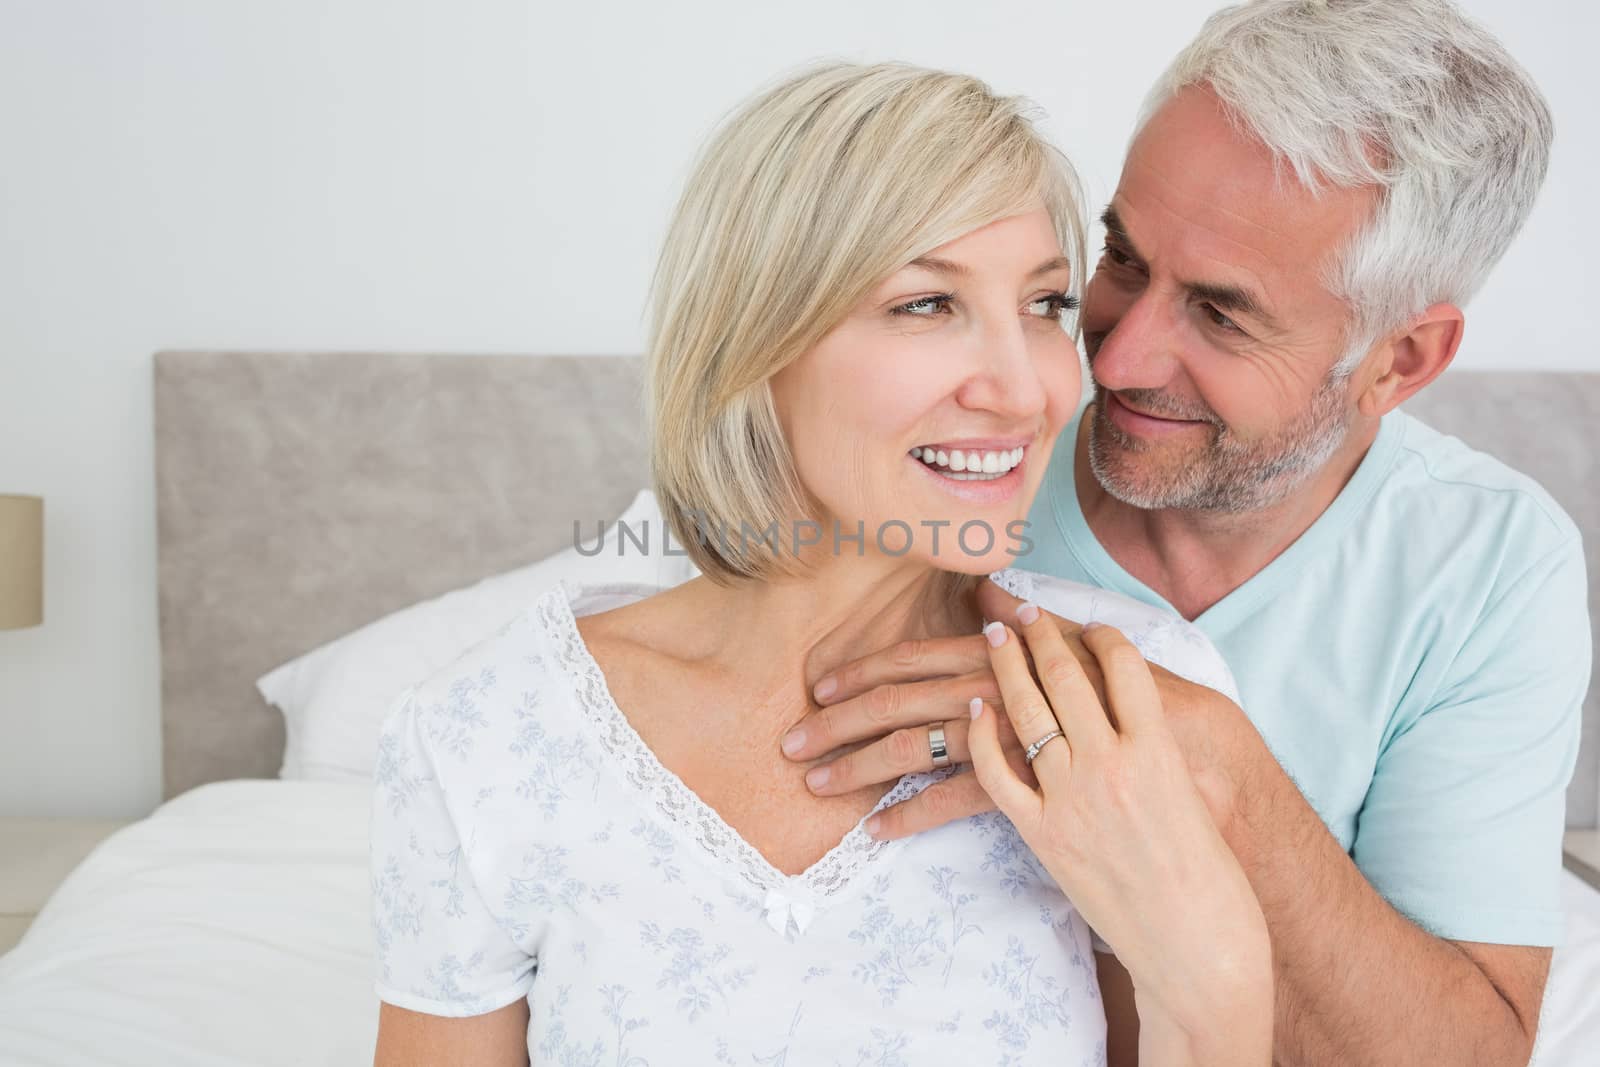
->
<box><xmin>1088</xmin><ymin>289</ymin><xmax>1183</xmax><ymax>392</ymax></box>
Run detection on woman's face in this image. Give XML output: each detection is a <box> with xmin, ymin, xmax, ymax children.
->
<box><xmin>771</xmin><ymin>206</ymin><xmax>1081</xmax><ymax>574</ymax></box>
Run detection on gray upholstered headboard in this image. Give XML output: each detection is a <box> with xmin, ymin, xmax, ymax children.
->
<box><xmin>152</xmin><ymin>353</ymin><xmax>1598</xmax><ymax>828</ymax></box>
<box><xmin>153</xmin><ymin>351</ymin><xmax>650</xmax><ymax>800</ymax></box>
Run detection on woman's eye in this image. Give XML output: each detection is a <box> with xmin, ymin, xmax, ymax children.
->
<box><xmin>891</xmin><ymin>294</ymin><xmax>953</xmax><ymax>317</ymax></box>
<box><xmin>1026</xmin><ymin>292</ymin><xmax>1081</xmax><ymax>319</ymax></box>
<box><xmin>1201</xmin><ymin>303</ymin><xmax>1243</xmax><ymax>333</ymax></box>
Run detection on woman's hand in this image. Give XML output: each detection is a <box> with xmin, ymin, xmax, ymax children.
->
<box><xmin>966</xmin><ymin>605</ymin><xmax>1273</xmax><ymax>1066</ymax></box>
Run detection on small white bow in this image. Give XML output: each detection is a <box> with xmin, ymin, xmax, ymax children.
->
<box><xmin>762</xmin><ymin>888</ymin><xmax>817</xmax><ymax>937</ymax></box>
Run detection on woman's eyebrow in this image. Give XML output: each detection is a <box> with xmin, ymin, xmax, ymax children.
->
<box><xmin>904</xmin><ymin>255</ymin><xmax>1073</xmax><ymax>279</ymax></box>
<box><xmin>1027</xmin><ymin>256</ymin><xmax>1073</xmax><ymax>278</ymax></box>
<box><xmin>906</xmin><ymin>255</ymin><xmax>968</xmax><ymax>277</ymax></box>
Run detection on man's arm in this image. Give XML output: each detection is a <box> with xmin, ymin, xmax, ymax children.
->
<box><xmin>1215</xmin><ymin>532</ymin><xmax>1586</xmax><ymax>1065</ymax></box>
<box><xmin>849</xmin><ymin>652</ymin><xmax>1554</xmax><ymax>1064</ymax></box>
<box><xmin>789</xmin><ymin>535</ymin><xmax>1585</xmax><ymax>1065</ymax></box>
<box><xmin>1208</xmin><ymin>714</ymin><xmax>1549</xmax><ymax>1066</ymax></box>
<box><xmin>788</xmin><ymin>571</ymin><xmax>1578</xmax><ymax>1065</ymax></box>
<box><xmin>1099</xmin><ymin>951</ymin><xmax>1141</xmax><ymax>1067</ymax></box>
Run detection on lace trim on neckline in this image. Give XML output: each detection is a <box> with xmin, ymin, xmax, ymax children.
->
<box><xmin>534</xmin><ymin>579</ymin><xmax>933</xmax><ymax>904</ymax></box>
<box><xmin>985</xmin><ymin>568</ymin><xmax>1036</xmax><ymax>602</ymax></box>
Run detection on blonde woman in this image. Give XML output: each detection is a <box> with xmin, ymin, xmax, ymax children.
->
<box><xmin>371</xmin><ymin>61</ymin><xmax>1270</xmax><ymax>1066</ymax></box>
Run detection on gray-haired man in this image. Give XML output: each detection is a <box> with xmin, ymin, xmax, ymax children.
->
<box><xmin>781</xmin><ymin>2</ymin><xmax>1590</xmax><ymax>1062</ymax></box>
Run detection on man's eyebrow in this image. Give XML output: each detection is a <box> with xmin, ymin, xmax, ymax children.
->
<box><xmin>904</xmin><ymin>255</ymin><xmax>1073</xmax><ymax>280</ymax></box>
<box><xmin>1100</xmin><ymin>206</ymin><xmax>1137</xmax><ymax>256</ymax></box>
<box><xmin>1101</xmin><ymin>204</ymin><xmax>1278</xmax><ymax>329</ymax></box>
<box><xmin>1187</xmin><ymin>280</ymin><xmax>1276</xmax><ymax>327</ymax></box>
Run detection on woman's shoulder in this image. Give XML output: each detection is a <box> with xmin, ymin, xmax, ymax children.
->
<box><xmin>407</xmin><ymin>576</ymin><xmax>662</xmax><ymax>695</ymax></box>
<box><xmin>396</xmin><ymin>577</ymin><xmax>684</xmax><ymax>769</ymax></box>
<box><xmin>986</xmin><ymin>567</ymin><xmax>1240</xmax><ymax>703</ymax></box>
<box><xmin>392</xmin><ymin>580</ymin><xmax>600</xmax><ymax>765</ymax></box>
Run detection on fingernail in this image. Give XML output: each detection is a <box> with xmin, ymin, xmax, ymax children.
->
<box><xmin>983</xmin><ymin>621</ymin><xmax>1007</xmax><ymax>648</ymax></box>
<box><xmin>1016</xmin><ymin>600</ymin><xmax>1040</xmax><ymax>625</ymax></box>
<box><xmin>864</xmin><ymin>814</ymin><xmax>882</xmax><ymax>838</ymax></box>
<box><xmin>781</xmin><ymin>729</ymin><xmax>807</xmax><ymax>756</ymax></box>
<box><xmin>805</xmin><ymin>765</ymin><xmax>830</xmax><ymax>790</ymax></box>
<box><xmin>813</xmin><ymin>676</ymin><xmax>837</xmax><ymax>702</ymax></box>
<box><xmin>969</xmin><ymin>696</ymin><xmax>983</xmax><ymax>720</ymax></box>
<box><xmin>1082</xmin><ymin>621</ymin><xmax>1104</xmax><ymax>632</ymax></box>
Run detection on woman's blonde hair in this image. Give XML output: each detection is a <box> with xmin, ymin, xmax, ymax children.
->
<box><xmin>646</xmin><ymin>60</ymin><xmax>1086</xmax><ymax>584</ymax></box>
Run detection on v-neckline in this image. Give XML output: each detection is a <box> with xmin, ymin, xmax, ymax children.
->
<box><xmin>533</xmin><ymin>578</ymin><xmax>937</xmax><ymax>928</ymax></box>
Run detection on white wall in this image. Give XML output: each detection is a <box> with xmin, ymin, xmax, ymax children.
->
<box><xmin>1</xmin><ymin>0</ymin><xmax>1594</xmax><ymax>818</ymax></box>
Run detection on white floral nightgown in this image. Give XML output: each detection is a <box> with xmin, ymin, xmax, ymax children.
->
<box><xmin>369</xmin><ymin>567</ymin><xmax>1238</xmax><ymax>1065</ymax></box>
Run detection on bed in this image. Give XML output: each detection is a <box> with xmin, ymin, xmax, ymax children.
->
<box><xmin>0</xmin><ymin>351</ymin><xmax>1594</xmax><ymax>1065</ymax></box>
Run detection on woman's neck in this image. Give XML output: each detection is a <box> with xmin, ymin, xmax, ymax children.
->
<box><xmin>668</xmin><ymin>556</ymin><xmax>986</xmax><ymax>704</ymax></box>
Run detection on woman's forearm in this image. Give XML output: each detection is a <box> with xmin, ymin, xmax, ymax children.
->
<box><xmin>1123</xmin><ymin>919</ymin><xmax>1274</xmax><ymax>1067</ymax></box>
<box><xmin>1134</xmin><ymin>978</ymin><xmax>1273</xmax><ymax>1067</ymax></box>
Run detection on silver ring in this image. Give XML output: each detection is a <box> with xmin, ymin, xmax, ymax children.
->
<box><xmin>1024</xmin><ymin>729</ymin><xmax>1064</xmax><ymax>765</ymax></box>
<box><xmin>927</xmin><ymin>724</ymin><xmax>951</xmax><ymax>769</ymax></box>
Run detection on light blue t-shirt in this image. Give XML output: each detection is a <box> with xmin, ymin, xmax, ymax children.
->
<box><xmin>1017</xmin><ymin>404</ymin><xmax>1590</xmax><ymax>947</ymax></box>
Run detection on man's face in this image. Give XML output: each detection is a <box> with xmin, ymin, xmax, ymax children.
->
<box><xmin>1081</xmin><ymin>85</ymin><xmax>1380</xmax><ymax>513</ymax></box>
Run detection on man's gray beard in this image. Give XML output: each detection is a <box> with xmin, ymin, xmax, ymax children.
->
<box><xmin>1085</xmin><ymin>368</ymin><xmax>1356</xmax><ymax>514</ymax></box>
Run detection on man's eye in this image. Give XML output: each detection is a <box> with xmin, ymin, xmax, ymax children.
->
<box><xmin>1026</xmin><ymin>292</ymin><xmax>1081</xmax><ymax>319</ymax></box>
<box><xmin>1102</xmin><ymin>244</ymin><xmax>1137</xmax><ymax>269</ymax></box>
<box><xmin>1201</xmin><ymin>303</ymin><xmax>1243</xmax><ymax>333</ymax></box>
<box><xmin>891</xmin><ymin>294</ymin><xmax>953</xmax><ymax>317</ymax></box>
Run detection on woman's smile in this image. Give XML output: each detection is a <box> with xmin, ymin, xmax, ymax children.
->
<box><xmin>907</xmin><ymin>438</ymin><xmax>1032</xmax><ymax>503</ymax></box>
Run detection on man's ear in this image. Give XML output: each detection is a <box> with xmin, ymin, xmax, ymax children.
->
<box><xmin>1355</xmin><ymin>303</ymin><xmax>1465</xmax><ymax>419</ymax></box>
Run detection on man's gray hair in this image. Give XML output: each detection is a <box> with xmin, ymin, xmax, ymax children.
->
<box><xmin>1138</xmin><ymin>0</ymin><xmax>1553</xmax><ymax>372</ymax></box>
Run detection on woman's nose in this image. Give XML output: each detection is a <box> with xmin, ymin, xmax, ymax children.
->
<box><xmin>955</xmin><ymin>317</ymin><xmax>1049</xmax><ymax>420</ymax></box>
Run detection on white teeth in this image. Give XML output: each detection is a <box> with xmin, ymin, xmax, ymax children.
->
<box><xmin>909</xmin><ymin>444</ymin><xmax>1027</xmax><ymax>477</ymax></box>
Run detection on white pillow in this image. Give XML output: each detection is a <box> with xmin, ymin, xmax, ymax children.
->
<box><xmin>257</xmin><ymin>489</ymin><xmax>698</xmax><ymax>782</ymax></box>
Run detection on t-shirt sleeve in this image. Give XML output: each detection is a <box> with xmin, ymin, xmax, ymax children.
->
<box><xmin>1351</xmin><ymin>535</ymin><xmax>1590</xmax><ymax>947</ymax></box>
<box><xmin>369</xmin><ymin>686</ymin><xmax>537</xmax><ymax>1016</ymax></box>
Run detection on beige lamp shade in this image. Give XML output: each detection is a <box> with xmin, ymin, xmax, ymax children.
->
<box><xmin>0</xmin><ymin>494</ymin><xmax>43</xmax><ymax>629</ymax></box>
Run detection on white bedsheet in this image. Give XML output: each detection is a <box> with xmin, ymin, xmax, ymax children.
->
<box><xmin>1534</xmin><ymin>864</ymin><xmax>1600</xmax><ymax>1066</ymax></box>
<box><xmin>0</xmin><ymin>780</ymin><xmax>377</xmax><ymax>1066</ymax></box>
<box><xmin>0</xmin><ymin>778</ymin><xmax>1597</xmax><ymax>1065</ymax></box>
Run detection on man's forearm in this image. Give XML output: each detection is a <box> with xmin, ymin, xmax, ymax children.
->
<box><xmin>1229</xmin><ymin>757</ymin><xmax>1535</xmax><ymax>1066</ymax></box>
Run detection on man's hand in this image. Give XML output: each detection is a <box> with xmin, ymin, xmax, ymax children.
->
<box><xmin>782</xmin><ymin>576</ymin><xmax>1266</xmax><ymax>842</ymax></box>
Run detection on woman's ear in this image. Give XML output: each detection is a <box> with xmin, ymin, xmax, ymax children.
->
<box><xmin>1355</xmin><ymin>303</ymin><xmax>1465</xmax><ymax>419</ymax></box>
